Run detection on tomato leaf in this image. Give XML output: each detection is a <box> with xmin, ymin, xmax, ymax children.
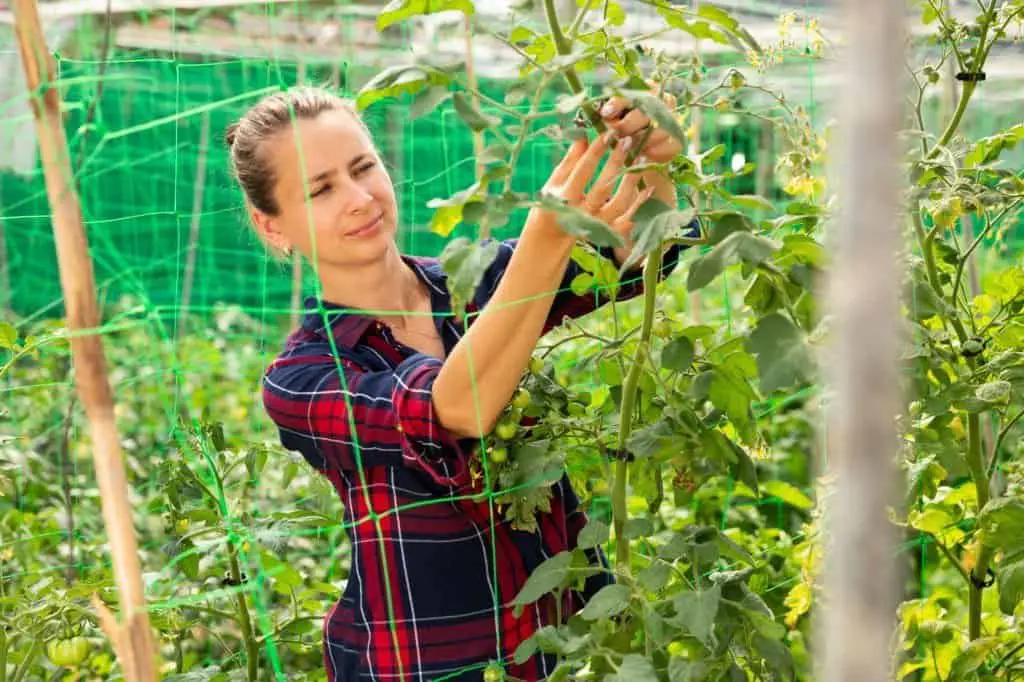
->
<box><xmin>577</xmin><ymin>520</ymin><xmax>610</xmax><ymax>549</ymax></box>
<box><xmin>439</xmin><ymin>238</ymin><xmax>500</xmax><ymax>318</ymax></box>
<box><xmin>357</xmin><ymin>64</ymin><xmax>452</xmax><ymax>110</ymax></box>
<box><xmin>622</xmin><ymin>201</ymin><xmax>695</xmax><ymax>271</ymax></box>
<box><xmin>513</xmin><ymin>551</ymin><xmax>573</xmax><ymax>608</ymax></box>
<box><xmin>997</xmin><ymin>556</ymin><xmax>1024</xmax><ymax>616</ymax></box>
<box><xmin>687</xmin><ymin>231</ymin><xmax>780</xmax><ymax>292</ymax></box>
<box><xmin>609</xmin><ymin>654</ymin><xmax>659</xmax><ymax>682</ymax></box>
<box><xmin>452</xmin><ymin>91</ymin><xmax>501</xmax><ymax>132</ymax></box>
<box><xmin>580</xmin><ymin>584</ymin><xmax>631</xmax><ymax>621</ymax></box>
<box><xmin>670</xmin><ymin>585</ymin><xmax>721</xmax><ymax>645</ymax></box>
<box><xmin>744</xmin><ymin>313</ymin><xmax>813</xmax><ymax>394</ymax></box>
<box><xmin>661</xmin><ymin>335</ymin><xmax>695</xmax><ymax>372</ymax></box>
<box><xmin>377</xmin><ymin>0</ymin><xmax>475</xmax><ymax>31</ymax></box>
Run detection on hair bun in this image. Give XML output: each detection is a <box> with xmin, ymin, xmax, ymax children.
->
<box><xmin>224</xmin><ymin>122</ymin><xmax>240</xmax><ymax>148</ymax></box>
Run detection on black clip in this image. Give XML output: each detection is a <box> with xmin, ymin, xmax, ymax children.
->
<box><xmin>956</xmin><ymin>71</ymin><xmax>986</xmax><ymax>82</ymax></box>
<box><xmin>970</xmin><ymin>567</ymin><xmax>995</xmax><ymax>589</ymax></box>
<box><xmin>607</xmin><ymin>448</ymin><xmax>635</xmax><ymax>463</ymax></box>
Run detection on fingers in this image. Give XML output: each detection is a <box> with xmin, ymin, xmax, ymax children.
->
<box><xmin>547</xmin><ymin>137</ymin><xmax>589</xmax><ymax>187</ymax></box>
<box><xmin>610</xmin><ymin>108</ymin><xmax>651</xmax><ymax>138</ymax></box>
<box><xmin>585</xmin><ymin>137</ymin><xmax>633</xmax><ymax>209</ymax></box>
<box><xmin>599</xmin><ymin>168</ymin><xmax>642</xmax><ymax>219</ymax></box>
<box><xmin>564</xmin><ymin>132</ymin><xmax>615</xmax><ymax>203</ymax></box>
<box><xmin>611</xmin><ymin>186</ymin><xmax>656</xmax><ymax>234</ymax></box>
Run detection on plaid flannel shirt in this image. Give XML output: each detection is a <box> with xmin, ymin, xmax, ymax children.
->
<box><xmin>262</xmin><ymin>236</ymin><xmax>689</xmax><ymax>681</ymax></box>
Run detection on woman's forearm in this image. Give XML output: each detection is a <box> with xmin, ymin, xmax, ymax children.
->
<box><xmin>433</xmin><ymin>212</ymin><xmax>576</xmax><ymax>437</ymax></box>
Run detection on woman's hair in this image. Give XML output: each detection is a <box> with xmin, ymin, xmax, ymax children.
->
<box><xmin>224</xmin><ymin>86</ymin><xmax>374</xmax><ymax>256</ymax></box>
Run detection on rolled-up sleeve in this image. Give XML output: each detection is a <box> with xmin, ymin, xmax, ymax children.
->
<box><xmin>262</xmin><ymin>352</ymin><xmax>471</xmax><ymax>488</ymax></box>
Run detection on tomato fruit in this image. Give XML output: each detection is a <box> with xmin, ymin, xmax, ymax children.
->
<box><xmin>529</xmin><ymin>357</ymin><xmax>544</xmax><ymax>374</ymax></box>
<box><xmin>495</xmin><ymin>421</ymin><xmax>517</xmax><ymax>440</ymax></box>
<box><xmin>512</xmin><ymin>388</ymin><xmax>531</xmax><ymax>410</ymax></box>
<box><xmin>483</xmin><ymin>664</ymin><xmax>504</xmax><ymax>682</ymax></box>
<box><xmin>47</xmin><ymin>636</ymin><xmax>89</xmax><ymax>667</ymax></box>
<box><xmin>489</xmin><ymin>446</ymin><xmax>508</xmax><ymax>464</ymax></box>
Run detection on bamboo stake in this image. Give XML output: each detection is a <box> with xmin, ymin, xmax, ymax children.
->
<box><xmin>819</xmin><ymin>0</ymin><xmax>904</xmax><ymax>679</ymax></box>
<box><xmin>178</xmin><ymin>110</ymin><xmax>210</xmax><ymax>340</ymax></box>
<box><xmin>11</xmin><ymin>1</ymin><xmax>158</xmax><ymax>679</ymax></box>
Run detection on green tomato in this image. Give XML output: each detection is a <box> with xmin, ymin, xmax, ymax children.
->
<box><xmin>512</xmin><ymin>388</ymin><xmax>531</xmax><ymax>410</ymax></box>
<box><xmin>175</xmin><ymin>518</ymin><xmax>190</xmax><ymax>534</ymax></box>
<box><xmin>47</xmin><ymin>636</ymin><xmax>89</xmax><ymax>667</ymax></box>
<box><xmin>495</xmin><ymin>421</ymin><xmax>518</xmax><ymax>440</ymax></box>
<box><xmin>483</xmin><ymin>664</ymin><xmax>504</xmax><ymax>682</ymax></box>
<box><xmin>489</xmin><ymin>446</ymin><xmax>508</xmax><ymax>464</ymax></box>
<box><xmin>529</xmin><ymin>357</ymin><xmax>544</xmax><ymax>375</ymax></box>
<box><xmin>568</xmin><ymin>402</ymin><xmax>586</xmax><ymax>417</ymax></box>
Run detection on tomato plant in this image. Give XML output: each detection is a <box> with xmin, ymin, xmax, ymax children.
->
<box><xmin>2</xmin><ymin>0</ymin><xmax>1023</xmax><ymax>680</ymax></box>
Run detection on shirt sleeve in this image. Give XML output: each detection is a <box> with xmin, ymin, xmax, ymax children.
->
<box><xmin>261</xmin><ymin>350</ymin><xmax>473</xmax><ymax>488</ymax></box>
<box><xmin>468</xmin><ymin>219</ymin><xmax>699</xmax><ymax>335</ymax></box>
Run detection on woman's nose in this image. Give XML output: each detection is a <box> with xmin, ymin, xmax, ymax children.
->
<box><xmin>341</xmin><ymin>180</ymin><xmax>375</xmax><ymax>214</ymax></box>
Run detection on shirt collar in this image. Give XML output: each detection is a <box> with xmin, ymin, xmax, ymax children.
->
<box><xmin>300</xmin><ymin>255</ymin><xmax>451</xmax><ymax>348</ymax></box>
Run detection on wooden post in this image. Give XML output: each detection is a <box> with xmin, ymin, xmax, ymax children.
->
<box><xmin>11</xmin><ymin>1</ymin><xmax>158</xmax><ymax>679</ymax></box>
<box><xmin>819</xmin><ymin>0</ymin><xmax>904</xmax><ymax>679</ymax></box>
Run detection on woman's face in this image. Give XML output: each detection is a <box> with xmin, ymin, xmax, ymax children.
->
<box><xmin>253</xmin><ymin>109</ymin><xmax>398</xmax><ymax>266</ymax></box>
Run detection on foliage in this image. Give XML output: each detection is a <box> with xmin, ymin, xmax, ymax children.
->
<box><xmin>3</xmin><ymin>0</ymin><xmax>1024</xmax><ymax>680</ymax></box>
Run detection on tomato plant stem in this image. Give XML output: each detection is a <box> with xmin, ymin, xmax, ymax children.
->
<box><xmin>542</xmin><ymin>0</ymin><xmax>606</xmax><ymax>132</ymax></box>
<box><xmin>228</xmin><ymin>544</ymin><xmax>260</xmax><ymax>681</ymax></box>
<box><xmin>613</xmin><ymin>251</ymin><xmax>664</xmax><ymax>570</ymax></box>
<box><xmin>966</xmin><ymin>412</ymin><xmax>992</xmax><ymax>641</ymax></box>
<box><xmin>9</xmin><ymin>639</ymin><xmax>40</xmax><ymax>682</ymax></box>
<box><xmin>0</xmin><ymin>627</ymin><xmax>7</xmax><ymax>682</ymax></box>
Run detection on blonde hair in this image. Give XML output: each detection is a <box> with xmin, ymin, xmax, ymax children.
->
<box><xmin>224</xmin><ymin>86</ymin><xmax>375</xmax><ymax>258</ymax></box>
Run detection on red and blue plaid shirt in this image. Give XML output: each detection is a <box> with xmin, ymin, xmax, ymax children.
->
<box><xmin>262</xmin><ymin>237</ymin><xmax>687</xmax><ymax>681</ymax></box>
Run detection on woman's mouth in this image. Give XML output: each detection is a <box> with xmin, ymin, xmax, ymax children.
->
<box><xmin>347</xmin><ymin>214</ymin><xmax>383</xmax><ymax>238</ymax></box>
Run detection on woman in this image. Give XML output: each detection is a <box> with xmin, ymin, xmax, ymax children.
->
<box><xmin>226</xmin><ymin>85</ymin><xmax>689</xmax><ymax>681</ymax></box>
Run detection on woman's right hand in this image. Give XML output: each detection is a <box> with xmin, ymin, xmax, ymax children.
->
<box><xmin>534</xmin><ymin>132</ymin><xmax>654</xmax><ymax>248</ymax></box>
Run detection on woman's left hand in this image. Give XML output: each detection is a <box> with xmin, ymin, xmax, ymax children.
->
<box><xmin>598</xmin><ymin>88</ymin><xmax>682</xmax><ymax>164</ymax></box>
<box><xmin>584</xmin><ymin>87</ymin><xmax>682</xmax><ymax>268</ymax></box>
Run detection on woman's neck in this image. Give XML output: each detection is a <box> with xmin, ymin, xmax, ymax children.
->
<box><xmin>316</xmin><ymin>243</ymin><xmax>428</xmax><ymax>327</ymax></box>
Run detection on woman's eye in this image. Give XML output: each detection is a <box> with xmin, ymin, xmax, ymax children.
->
<box><xmin>355</xmin><ymin>162</ymin><xmax>376</xmax><ymax>175</ymax></box>
<box><xmin>309</xmin><ymin>184</ymin><xmax>331</xmax><ymax>199</ymax></box>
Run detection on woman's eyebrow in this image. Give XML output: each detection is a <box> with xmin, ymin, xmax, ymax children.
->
<box><xmin>309</xmin><ymin>169</ymin><xmax>337</xmax><ymax>183</ymax></box>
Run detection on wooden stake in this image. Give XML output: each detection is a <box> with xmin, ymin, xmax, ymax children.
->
<box><xmin>178</xmin><ymin>110</ymin><xmax>210</xmax><ymax>340</ymax></box>
<box><xmin>819</xmin><ymin>0</ymin><xmax>904</xmax><ymax>679</ymax></box>
<box><xmin>11</xmin><ymin>0</ymin><xmax>158</xmax><ymax>679</ymax></box>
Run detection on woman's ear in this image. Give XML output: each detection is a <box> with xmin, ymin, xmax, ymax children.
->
<box><xmin>250</xmin><ymin>206</ymin><xmax>291</xmax><ymax>254</ymax></box>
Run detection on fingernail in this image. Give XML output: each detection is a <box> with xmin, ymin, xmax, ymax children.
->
<box><xmin>601</xmin><ymin>100</ymin><xmax>617</xmax><ymax>117</ymax></box>
<box><xmin>621</xmin><ymin>136</ymin><xmax>633</xmax><ymax>152</ymax></box>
